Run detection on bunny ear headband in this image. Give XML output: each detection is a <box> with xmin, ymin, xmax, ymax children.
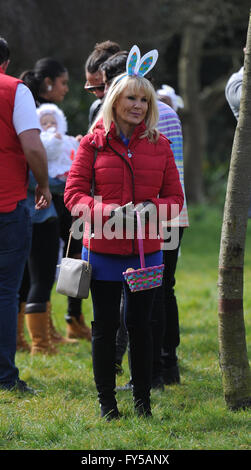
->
<box><xmin>126</xmin><ymin>45</ymin><xmax>158</xmax><ymax>77</ymax></box>
<box><xmin>112</xmin><ymin>45</ymin><xmax>158</xmax><ymax>86</ymax></box>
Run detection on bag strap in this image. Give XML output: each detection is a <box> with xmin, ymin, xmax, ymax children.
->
<box><xmin>65</xmin><ymin>231</ymin><xmax>73</xmax><ymax>258</ymax></box>
<box><xmin>90</xmin><ymin>148</ymin><xmax>98</xmax><ymax>198</ymax></box>
<box><xmin>136</xmin><ymin>211</ymin><xmax>145</xmax><ymax>268</ymax></box>
<box><xmin>66</xmin><ymin>148</ymin><xmax>99</xmax><ymax>266</ymax></box>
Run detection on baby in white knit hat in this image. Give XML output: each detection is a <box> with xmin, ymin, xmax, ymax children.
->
<box><xmin>37</xmin><ymin>103</ymin><xmax>79</xmax><ymax>181</ymax></box>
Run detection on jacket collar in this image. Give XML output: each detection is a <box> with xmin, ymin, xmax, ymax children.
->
<box><xmin>108</xmin><ymin>119</ymin><xmax>146</xmax><ymax>144</ymax></box>
<box><xmin>91</xmin><ymin>119</ymin><xmax>147</xmax><ymax>149</ymax></box>
<box><xmin>0</xmin><ymin>66</ymin><xmax>5</xmax><ymax>74</ymax></box>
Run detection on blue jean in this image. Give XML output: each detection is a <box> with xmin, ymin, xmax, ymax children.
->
<box><xmin>0</xmin><ymin>200</ymin><xmax>32</xmax><ymax>388</ymax></box>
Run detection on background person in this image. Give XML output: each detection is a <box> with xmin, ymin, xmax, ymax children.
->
<box><xmin>37</xmin><ymin>103</ymin><xmax>79</xmax><ymax>181</ymax></box>
<box><xmin>156</xmin><ymin>84</ymin><xmax>184</xmax><ymax>112</ymax></box>
<box><xmin>0</xmin><ymin>37</ymin><xmax>51</xmax><ymax>391</ymax></box>
<box><xmin>225</xmin><ymin>46</ymin><xmax>251</xmax><ymax>217</ymax></box>
<box><xmin>153</xmin><ymin>86</ymin><xmax>188</xmax><ymax>388</ymax></box>
<box><xmin>101</xmin><ymin>49</ymin><xmax>189</xmax><ymax>389</ymax></box>
<box><xmin>225</xmin><ymin>48</ymin><xmax>245</xmax><ymax>120</ymax></box>
<box><xmin>84</xmin><ymin>40</ymin><xmax>121</xmax><ymax>127</ymax></box>
<box><xmin>19</xmin><ymin>57</ymin><xmax>90</xmax><ymax>355</ymax></box>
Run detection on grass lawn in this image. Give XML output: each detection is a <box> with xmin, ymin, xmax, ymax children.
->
<box><xmin>0</xmin><ymin>204</ymin><xmax>250</xmax><ymax>452</ymax></box>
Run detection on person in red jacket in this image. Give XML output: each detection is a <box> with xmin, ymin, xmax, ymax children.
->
<box><xmin>0</xmin><ymin>37</ymin><xmax>51</xmax><ymax>392</ymax></box>
<box><xmin>64</xmin><ymin>48</ymin><xmax>184</xmax><ymax>420</ymax></box>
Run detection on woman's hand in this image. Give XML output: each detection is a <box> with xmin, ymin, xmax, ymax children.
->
<box><xmin>109</xmin><ymin>201</ymin><xmax>156</xmax><ymax>230</ymax></box>
<box><xmin>110</xmin><ymin>202</ymin><xmax>135</xmax><ymax>229</ymax></box>
<box><xmin>134</xmin><ymin>201</ymin><xmax>156</xmax><ymax>223</ymax></box>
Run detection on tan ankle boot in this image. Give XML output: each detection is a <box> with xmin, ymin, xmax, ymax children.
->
<box><xmin>26</xmin><ymin>308</ymin><xmax>58</xmax><ymax>355</ymax></box>
<box><xmin>47</xmin><ymin>302</ymin><xmax>78</xmax><ymax>344</ymax></box>
<box><xmin>66</xmin><ymin>313</ymin><xmax>91</xmax><ymax>341</ymax></box>
<box><xmin>16</xmin><ymin>302</ymin><xmax>30</xmax><ymax>352</ymax></box>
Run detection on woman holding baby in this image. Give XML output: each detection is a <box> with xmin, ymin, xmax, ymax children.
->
<box><xmin>17</xmin><ymin>58</ymin><xmax>91</xmax><ymax>356</ymax></box>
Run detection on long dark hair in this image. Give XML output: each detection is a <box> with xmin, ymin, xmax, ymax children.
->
<box><xmin>20</xmin><ymin>57</ymin><xmax>66</xmax><ymax>102</ymax></box>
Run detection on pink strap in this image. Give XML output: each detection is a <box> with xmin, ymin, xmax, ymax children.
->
<box><xmin>136</xmin><ymin>211</ymin><xmax>145</xmax><ymax>268</ymax></box>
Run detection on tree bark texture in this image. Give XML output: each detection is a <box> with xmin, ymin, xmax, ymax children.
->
<box><xmin>178</xmin><ymin>21</ymin><xmax>206</xmax><ymax>204</ymax></box>
<box><xmin>218</xmin><ymin>11</ymin><xmax>251</xmax><ymax>410</ymax></box>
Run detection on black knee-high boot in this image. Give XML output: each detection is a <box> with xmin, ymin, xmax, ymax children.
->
<box><xmin>127</xmin><ymin>323</ymin><xmax>153</xmax><ymax>417</ymax></box>
<box><xmin>91</xmin><ymin>320</ymin><xmax>120</xmax><ymax>421</ymax></box>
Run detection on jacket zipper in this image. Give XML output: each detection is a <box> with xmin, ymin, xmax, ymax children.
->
<box><xmin>106</xmin><ymin>133</ymin><xmax>136</xmax><ymax>254</ymax></box>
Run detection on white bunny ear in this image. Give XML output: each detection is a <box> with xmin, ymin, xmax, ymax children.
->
<box><xmin>138</xmin><ymin>49</ymin><xmax>159</xmax><ymax>77</ymax></box>
<box><xmin>126</xmin><ymin>45</ymin><xmax>141</xmax><ymax>75</ymax></box>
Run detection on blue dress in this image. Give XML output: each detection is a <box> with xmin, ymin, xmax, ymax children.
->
<box><xmin>82</xmin><ymin>247</ymin><xmax>163</xmax><ymax>281</ymax></box>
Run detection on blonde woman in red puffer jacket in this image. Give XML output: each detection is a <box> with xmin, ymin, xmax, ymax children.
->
<box><xmin>64</xmin><ymin>73</ymin><xmax>184</xmax><ymax>421</ymax></box>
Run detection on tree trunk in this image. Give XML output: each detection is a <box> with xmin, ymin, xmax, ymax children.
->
<box><xmin>218</xmin><ymin>12</ymin><xmax>251</xmax><ymax>411</ymax></box>
<box><xmin>178</xmin><ymin>21</ymin><xmax>206</xmax><ymax>204</ymax></box>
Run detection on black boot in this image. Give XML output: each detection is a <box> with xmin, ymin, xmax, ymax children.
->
<box><xmin>116</xmin><ymin>343</ymin><xmax>133</xmax><ymax>390</ymax></box>
<box><xmin>115</xmin><ymin>290</ymin><xmax>128</xmax><ymax>376</ymax></box>
<box><xmin>115</xmin><ymin>360</ymin><xmax>124</xmax><ymax>376</ymax></box>
<box><xmin>100</xmin><ymin>403</ymin><xmax>120</xmax><ymax>421</ymax></box>
<box><xmin>122</xmin><ymin>282</ymin><xmax>155</xmax><ymax>417</ymax></box>
<box><xmin>151</xmin><ymin>375</ymin><xmax>165</xmax><ymax>390</ymax></box>
<box><xmin>163</xmin><ymin>363</ymin><xmax>180</xmax><ymax>385</ymax></box>
<box><xmin>127</xmin><ymin>324</ymin><xmax>153</xmax><ymax>417</ymax></box>
<box><xmin>151</xmin><ymin>285</ymin><xmax>165</xmax><ymax>390</ymax></box>
<box><xmin>161</xmin><ymin>348</ymin><xmax>180</xmax><ymax>385</ymax></box>
<box><xmin>134</xmin><ymin>395</ymin><xmax>152</xmax><ymax>417</ymax></box>
<box><xmin>91</xmin><ymin>321</ymin><xmax>120</xmax><ymax>421</ymax></box>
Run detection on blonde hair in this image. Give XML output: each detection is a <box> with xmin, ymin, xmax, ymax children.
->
<box><xmin>90</xmin><ymin>74</ymin><xmax>159</xmax><ymax>142</ymax></box>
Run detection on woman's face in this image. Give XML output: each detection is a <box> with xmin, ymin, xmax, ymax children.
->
<box><xmin>114</xmin><ymin>85</ymin><xmax>149</xmax><ymax>132</ymax></box>
<box><xmin>47</xmin><ymin>72</ymin><xmax>69</xmax><ymax>103</ymax></box>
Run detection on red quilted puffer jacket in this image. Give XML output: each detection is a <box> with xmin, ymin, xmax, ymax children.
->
<box><xmin>64</xmin><ymin>120</ymin><xmax>184</xmax><ymax>256</ymax></box>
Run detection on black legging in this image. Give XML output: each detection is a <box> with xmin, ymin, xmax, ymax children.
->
<box><xmin>161</xmin><ymin>227</ymin><xmax>184</xmax><ymax>351</ymax></box>
<box><xmin>90</xmin><ymin>279</ymin><xmax>157</xmax><ymax>398</ymax></box>
<box><xmin>26</xmin><ymin>218</ymin><xmax>60</xmax><ymax>306</ymax></box>
<box><xmin>53</xmin><ymin>195</ymin><xmax>83</xmax><ymax>318</ymax></box>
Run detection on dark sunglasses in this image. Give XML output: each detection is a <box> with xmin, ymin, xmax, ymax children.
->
<box><xmin>84</xmin><ymin>84</ymin><xmax>105</xmax><ymax>93</ymax></box>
